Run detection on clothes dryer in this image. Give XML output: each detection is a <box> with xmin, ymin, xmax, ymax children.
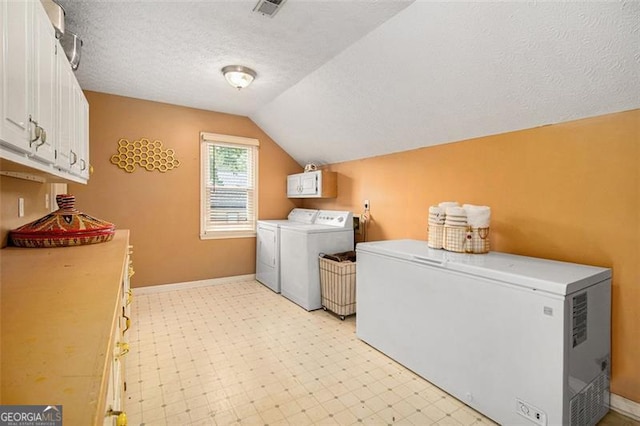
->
<box><xmin>255</xmin><ymin>209</ymin><xmax>318</xmax><ymax>293</ymax></box>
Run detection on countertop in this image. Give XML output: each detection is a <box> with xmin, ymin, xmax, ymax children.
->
<box><xmin>1</xmin><ymin>230</ymin><xmax>130</xmax><ymax>425</ymax></box>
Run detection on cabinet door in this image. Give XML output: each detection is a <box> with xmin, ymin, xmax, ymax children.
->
<box><xmin>299</xmin><ymin>172</ymin><xmax>319</xmax><ymax>196</ymax></box>
<box><xmin>0</xmin><ymin>0</ymin><xmax>31</xmax><ymax>152</ymax></box>
<box><xmin>77</xmin><ymin>92</ymin><xmax>89</xmax><ymax>178</ymax></box>
<box><xmin>30</xmin><ymin>3</ymin><xmax>56</xmax><ymax>164</ymax></box>
<box><xmin>56</xmin><ymin>53</ymin><xmax>73</xmax><ymax>171</ymax></box>
<box><xmin>69</xmin><ymin>82</ymin><xmax>89</xmax><ymax>178</ymax></box>
<box><xmin>287</xmin><ymin>174</ymin><xmax>301</xmax><ymax>196</ymax></box>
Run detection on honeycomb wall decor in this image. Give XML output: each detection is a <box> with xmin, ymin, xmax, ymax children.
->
<box><xmin>110</xmin><ymin>138</ymin><xmax>181</xmax><ymax>173</ymax></box>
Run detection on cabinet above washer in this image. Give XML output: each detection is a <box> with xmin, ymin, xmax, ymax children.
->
<box><xmin>287</xmin><ymin>170</ymin><xmax>337</xmax><ymax>198</ymax></box>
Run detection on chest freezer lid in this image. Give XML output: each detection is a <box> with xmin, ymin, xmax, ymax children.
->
<box><xmin>356</xmin><ymin>239</ymin><xmax>611</xmax><ymax>295</ymax></box>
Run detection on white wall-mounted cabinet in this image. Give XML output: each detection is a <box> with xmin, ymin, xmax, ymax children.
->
<box><xmin>0</xmin><ymin>0</ymin><xmax>89</xmax><ymax>184</ymax></box>
<box><xmin>57</xmin><ymin>53</ymin><xmax>89</xmax><ymax>179</ymax></box>
<box><xmin>287</xmin><ymin>170</ymin><xmax>337</xmax><ymax>198</ymax></box>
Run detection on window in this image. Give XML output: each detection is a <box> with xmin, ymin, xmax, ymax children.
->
<box><xmin>200</xmin><ymin>132</ymin><xmax>258</xmax><ymax>239</ymax></box>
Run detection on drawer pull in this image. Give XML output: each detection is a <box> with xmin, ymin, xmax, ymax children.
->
<box><xmin>122</xmin><ymin>313</ymin><xmax>131</xmax><ymax>334</ymax></box>
<box><xmin>106</xmin><ymin>410</ymin><xmax>127</xmax><ymax>426</ymax></box>
<box><xmin>116</xmin><ymin>342</ymin><xmax>129</xmax><ymax>359</ymax></box>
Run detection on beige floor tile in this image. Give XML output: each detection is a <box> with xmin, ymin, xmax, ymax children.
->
<box><xmin>277</xmin><ymin>399</ymin><xmax>303</xmax><ymax>418</ymax></box>
<box><xmin>404</xmin><ymin>410</ymin><xmax>437</xmax><ymax>426</ymax></box>
<box><xmin>436</xmin><ymin>413</ymin><xmax>465</xmax><ymax>425</ymax></box>
<box><xmin>187</xmin><ymin>404</ymin><xmax>213</xmax><ymax>423</ymax></box>
<box><xmin>433</xmin><ymin>395</ymin><xmax>464</xmax><ymax>414</ymax></box>
<box><xmin>450</xmin><ymin>406</ymin><xmax>484</xmax><ymax>425</ymax></box>
<box><xmin>210</xmin><ymin>408</ymin><xmax>237</xmax><ymax>425</ymax></box>
<box><xmin>422</xmin><ymin>404</ymin><xmax>448</xmax><ymax>423</ymax></box>
<box><xmin>393</xmin><ymin>398</ymin><xmax>421</xmax><ymax>418</ymax></box>
<box><xmin>260</xmin><ymin>406</ymin><xmax>285</xmax><ymax>423</ymax></box>
<box><xmin>363</xmin><ymin>395</ymin><xmax>388</xmax><ymax>413</ymax></box>
<box><xmin>304</xmin><ymin>404</ymin><xmax>330</xmax><ymax>423</ymax></box>
<box><xmin>185</xmin><ymin>395</ymin><xmax>210</xmax><ymax>411</ymax></box>
<box><xmin>320</xmin><ymin>396</ymin><xmax>349</xmax><ymax>415</ymax></box>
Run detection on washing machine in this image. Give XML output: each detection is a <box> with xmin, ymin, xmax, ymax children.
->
<box><xmin>256</xmin><ymin>208</ymin><xmax>318</xmax><ymax>293</ymax></box>
<box><xmin>280</xmin><ymin>210</ymin><xmax>354</xmax><ymax>311</ymax></box>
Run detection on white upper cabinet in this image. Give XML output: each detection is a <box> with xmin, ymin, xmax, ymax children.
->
<box><xmin>69</xmin><ymin>79</ymin><xmax>89</xmax><ymax>178</ymax></box>
<box><xmin>287</xmin><ymin>170</ymin><xmax>337</xmax><ymax>198</ymax></box>
<box><xmin>31</xmin><ymin>1</ymin><xmax>57</xmax><ymax>164</ymax></box>
<box><xmin>0</xmin><ymin>0</ymin><xmax>89</xmax><ymax>183</ymax></box>
<box><xmin>56</xmin><ymin>51</ymin><xmax>73</xmax><ymax>171</ymax></box>
<box><xmin>58</xmin><ymin>61</ymin><xmax>89</xmax><ymax>178</ymax></box>
<box><xmin>0</xmin><ymin>0</ymin><xmax>31</xmax><ymax>152</ymax></box>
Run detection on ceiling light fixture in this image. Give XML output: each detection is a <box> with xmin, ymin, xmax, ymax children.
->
<box><xmin>221</xmin><ymin>65</ymin><xmax>257</xmax><ymax>90</ymax></box>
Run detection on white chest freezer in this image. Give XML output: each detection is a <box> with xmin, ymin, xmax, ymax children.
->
<box><xmin>356</xmin><ymin>239</ymin><xmax>611</xmax><ymax>426</ymax></box>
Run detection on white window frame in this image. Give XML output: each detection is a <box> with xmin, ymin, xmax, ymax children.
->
<box><xmin>200</xmin><ymin>132</ymin><xmax>259</xmax><ymax>240</ymax></box>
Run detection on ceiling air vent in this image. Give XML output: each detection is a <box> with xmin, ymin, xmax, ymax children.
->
<box><xmin>253</xmin><ymin>0</ymin><xmax>287</xmax><ymax>18</ymax></box>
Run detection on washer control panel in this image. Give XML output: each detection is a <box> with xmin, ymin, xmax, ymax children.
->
<box><xmin>315</xmin><ymin>210</ymin><xmax>353</xmax><ymax>228</ymax></box>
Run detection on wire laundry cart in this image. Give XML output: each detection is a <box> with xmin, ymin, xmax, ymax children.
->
<box><xmin>319</xmin><ymin>252</ymin><xmax>356</xmax><ymax>320</ymax></box>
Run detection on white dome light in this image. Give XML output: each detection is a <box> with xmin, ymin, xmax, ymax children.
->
<box><xmin>221</xmin><ymin>65</ymin><xmax>257</xmax><ymax>89</ymax></box>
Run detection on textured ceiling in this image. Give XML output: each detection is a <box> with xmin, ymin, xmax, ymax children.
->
<box><xmin>57</xmin><ymin>0</ymin><xmax>413</xmax><ymax>116</ymax></box>
<box><xmin>58</xmin><ymin>0</ymin><xmax>639</xmax><ymax>166</ymax></box>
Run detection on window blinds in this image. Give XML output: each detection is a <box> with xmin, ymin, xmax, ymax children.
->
<box><xmin>201</xmin><ymin>134</ymin><xmax>258</xmax><ymax>238</ymax></box>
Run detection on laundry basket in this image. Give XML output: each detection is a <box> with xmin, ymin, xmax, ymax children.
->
<box><xmin>319</xmin><ymin>252</ymin><xmax>356</xmax><ymax>320</ymax></box>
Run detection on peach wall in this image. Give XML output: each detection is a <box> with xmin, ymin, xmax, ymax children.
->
<box><xmin>303</xmin><ymin>109</ymin><xmax>640</xmax><ymax>402</ymax></box>
<box><xmin>67</xmin><ymin>91</ymin><xmax>302</xmax><ymax>288</ymax></box>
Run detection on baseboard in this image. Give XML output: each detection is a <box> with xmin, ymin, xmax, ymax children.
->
<box><xmin>133</xmin><ymin>274</ymin><xmax>256</xmax><ymax>295</ymax></box>
<box><xmin>611</xmin><ymin>393</ymin><xmax>640</xmax><ymax>421</ymax></box>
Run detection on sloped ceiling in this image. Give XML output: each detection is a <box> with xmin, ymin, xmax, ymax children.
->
<box><xmin>59</xmin><ymin>0</ymin><xmax>640</xmax><ymax>166</ymax></box>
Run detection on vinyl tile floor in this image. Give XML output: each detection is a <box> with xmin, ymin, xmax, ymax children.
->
<box><xmin>125</xmin><ymin>280</ymin><xmax>635</xmax><ymax>426</ymax></box>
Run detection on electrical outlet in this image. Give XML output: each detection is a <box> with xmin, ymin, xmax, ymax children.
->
<box><xmin>45</xmin><ymin>193</ymin><xmax>50</xmax><ymax>209</ymax></box>
<box><xmin>18</xmin><ymin>198</ymin><xmax>25</xmax><ymax>218</ymax></box>
<box><xmin>364</xmin><ymin>199</ymin><xmax>370</xmax><ymax>211</ymax></box>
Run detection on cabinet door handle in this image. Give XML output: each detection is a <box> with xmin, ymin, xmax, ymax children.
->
<box><xmin>80</xmin><ymin>158</ymin><xmax>86</xmax><ymax>170</ymax></box>
<box><xmin>126</xmin><ymin>289</ymin><xmax>133</xmax><ymax>306</ymax></box>
<box><xmin>106</xmin><ymin>410</ymin><xmax>127</xmax><ymax>426</ymax></box>
<box><xmin>123</xmin><ymin>313</ymin><xmax>131</xmax><ymax>334</ymax></box>
<box><xmin>70</xmin><ymin>150</ymin><xmax>78</xmax><ymax>165</ymax></box>
<box><xmin>29</xmin><ymin>117</ymin><xmax>45</xmax><ymax>148</ymax></box>
<box><xmin>116</xmin><ymin>342</ymin><xmax>129</xmax><ymax>359</ymax></box>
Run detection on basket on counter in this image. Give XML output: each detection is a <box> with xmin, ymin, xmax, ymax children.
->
<box><xmin>442</xmin><ymin>225</ymin><xmax>490</xmax><ymax>254</ymax></box>
<box><xmin>427</xmin><ymin>223</ymin><xmax>444</xmax><ymax>249</ymax></box>
<box><xmin>319</xmin><ymin>254</ymin><xmax>356</xmax><ymax>320</ymax></box>
<box><xmin>9</xmin><ymin>194</ymin><xmax>115</xmax><ymax>248</ymax></box>
<box><xmin>466</xmin><ymin>227</ymin><xmax>490</xmax><ymax>254</ymax></box>
<box><xmin>443</xmin><ymin>225</ymin><xmax>467</xmax><ymax>253</ymax></box>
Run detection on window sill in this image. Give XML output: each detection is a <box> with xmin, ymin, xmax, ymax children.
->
<box><xmin>200</xmin><ymin>231</ymin><xmax>256</xmax><ymax>240</ymax></box>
